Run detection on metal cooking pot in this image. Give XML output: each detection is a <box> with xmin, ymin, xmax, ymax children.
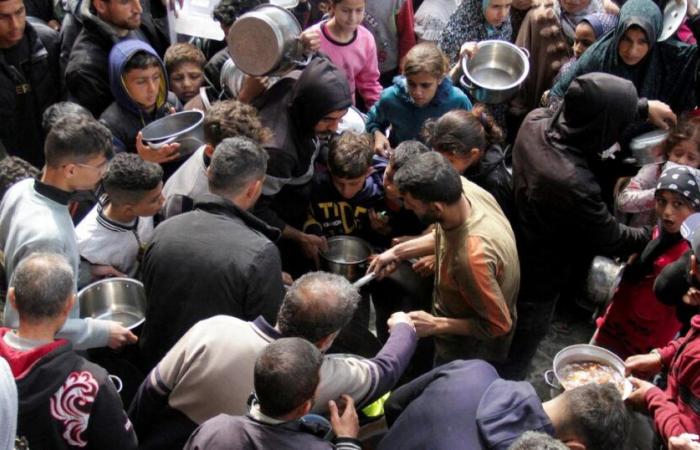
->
<box><xmin>141</xmin><ymin>110</ymin><xmax>205</xmax><ymax>158</ymax></box>
<box><xmin>460</xmin><ymin>40</ymin><xmax>530</xmax><ymax>104</ymax></box>
<box><xmin>629</xmin><ymin>129</ymin><xmax>668</xmax><ymax>166</ymax></box>
<box><xmin>544</xmin><ymin>344</ymin><xmax>633</xmax><ymax>399</ymax></box>
<box><xmin>320</xmin><ymin>236</ymin><xmax>373</xmax><ymax>282</ymax></box>
<box><xmin>78</xmin><ymin>278</ymin><xmax>147</xmax><ymax>330</ymax></box>
<box><xmin>228</xmin><ymin>4</ymin><xmax>306</xmax><ymax>77</ymax></box>
<box><xmin>585</xmin><ymin>256</ymin><xmax>626</xmax><ymax>307</ymax></box>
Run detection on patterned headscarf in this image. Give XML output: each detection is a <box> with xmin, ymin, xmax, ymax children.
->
<box><xmin>580</xmin><ymin>13</ymin><xmax>618</xmax><ymax>38</ymax></box>
<box><xmin>553</xmin><ymin>0</ymin><xmax>605</xmax><ymax>41</ymax></box>
<box><xmin>656</xmin><ymin>163</ymin><xmax>700</xmax><ymax>209</ymax></box>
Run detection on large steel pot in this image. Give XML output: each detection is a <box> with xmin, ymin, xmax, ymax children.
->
<box><xmin>629</xmin><ymin>129</ymin><xmax>668</xmax><ymax>166</ymax></box>
<box><xmin>544</xmin><ymin>344</ymin><xmax>633</xmax><ymax>399</ymax></box>
<box><xmin>141</xmin><ymin>110</ymin><xmax>205</xmax><ymax>158</ymax></box>
<box><xmin>320</xmin><ymin>236</ymin><xmax>373</xmax><ymax>282</ymax></box>
<box><xmin>585</xmin><ymin>256</ymin><xmax>626</xmax><ymax>307</ymax></box>
<box><xmin>78</xmin><ymin>278</ymin><xmax>147</xmax><ymax>330</ymax></box>
<box><xmin>228</xmin><ymin>4</ymin><xmax>306</xmax><ymax>77</ymax></box>
<box><xmin>460</xmin><ymin>40</ymin><xmax>530</xmax><ymax>104</ymax></box>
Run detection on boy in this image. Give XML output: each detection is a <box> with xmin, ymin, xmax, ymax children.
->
<box><xmin>184</xmin><ymin>337</ymin><xmax>361</xmax><ymax>450</ymax></box>
<box><xmin>100</xmin><ymin>40</ymin><xmax>181</xmax><ymax>165</ymax></box>
<box><xmin>0</xmin><ymin>253</ymin><xmax>137</xmax><ymax>449</ymax></box>
<box><xmin>76</xmin><ymin>153</ymin><xmax>164</xmax><ymax>279</ymax></box>
<box><xmin>164</xmin><ymin>43</ymin><xmax>206</xmax><ymax>104</ymax></box>
<box><xmin>303</xmin><ymin>131</ymin><xmax>387</xmax><ymax>253</ymax></box>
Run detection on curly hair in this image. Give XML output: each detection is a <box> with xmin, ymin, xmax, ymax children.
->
<box><xmin>203</xmin><ymin>99</ymin><xmax>272</xmax><ymax>147</ymax></box>
<box><xmin>0</xmin><ymin>156</ymin><xmax>40</xmax><ymax>199</ymax></box>
<box><xmin>102</xmin><ymin>153</ymin><xmax>163</xmax><ymax>205</ymax></box>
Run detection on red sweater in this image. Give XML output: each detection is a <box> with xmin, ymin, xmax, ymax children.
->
<box><xmin>646</xmin><ymin>315</ymin><xmax>700</xmax><ymax>441</ymax></box>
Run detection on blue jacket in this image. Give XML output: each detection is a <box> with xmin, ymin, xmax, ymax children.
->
<box><xmin>365</xmin><ymin>76</ymin><xmax>472</xmax><ymax>146</ymax></box>
<box><xmin>100</xmin><ymin>39</ymin><xmax>180</xmax><ymax>153</ymax></box>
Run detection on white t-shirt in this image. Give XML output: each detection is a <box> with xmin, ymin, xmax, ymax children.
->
<box><xmin>75</xmin><ymin>203</ymin><xmax>154</xmax><ymax>277</ymax></box>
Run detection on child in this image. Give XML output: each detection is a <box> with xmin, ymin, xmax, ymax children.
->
<box><xmin>423</xmin><ymin>105</ymin><xmax>513</xmax><ymax>221</ymax></box>
<box><xmin>76</xmin><ymin>153</ymin><xmax>164</xmax><ymax>279</ymax></box>
<box><xmin>309</xmin><ymin>0</ymin><xmax>383</xmax><ymax>109</ymax></box>
<box><xmin>303</xmin><ymin>131</ymin><xmax>387</xmax><ymax>247</ymax></box>
<box><xmin>617</xmin><ymin>117</ymin><xmax>700</xmax><ymax>227</ymax></box>
<box><xmin>164</xmin><ymin>43</ymin><xmax>206</xmax><ymax>104</ymax></box>
<box><xmin>100</xmin><ymin>40</ymin><xmax>181</xmax><ymax>158</ymax></box>
<box><xmin>366</xmin><ymin>43</ymin><xmax>472</xmax><ymax>156</ymax></box>
<box><xmin>593</xmin><ymin>164</ymin><xmax>700</xmax><ymax>360</ymax></box>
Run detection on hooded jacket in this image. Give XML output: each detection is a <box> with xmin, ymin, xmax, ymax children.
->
<box><xmin>252</xmin><ymin>57</ymin><xmax>353</xmax><ymax>230</ymax></box>
<box><xmin>513</xmin><ymin>73</ymin><xmax>650</xmax><ymax>306</ymax></box>
<box><xmin>100</xmin><ymin>39</ymin><xmax>179</xmax><ymax>153</ymax></box>
<box><xmin>0</xmin><ymin>328</ymin><xmax>137</xmax><ymax>449</ymax></box>
<box><xmin>65</xmin><ymin>0</ymin><xmax>167</xmax><ymax>117</ymax></box>
<box><xmin>365</xmin><ymin>76</ymin><xmax>472</xmax><ymax>147</ymax></box>
<box><xmin>0</xmin><ymin>20</ymin><xmax>61</xmax><ymax>169</ymax></box>
<box><xmin>379</xmin><ymin>360</ymin><xmax>554</xmax><ymax>450</ymax></box>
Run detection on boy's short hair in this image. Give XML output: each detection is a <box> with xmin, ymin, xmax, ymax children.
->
<box><xmin>102</xmin><ymin>153</ymin><xmax>163</xmax><ymax>205</ymax></box>
<box><xmin>42</xmin><ymin>102</ymin><xmax>92</xmax><ymax>134</ymax></box>
<box><xmin>12</xmin><ymin>253</ymin><xmax>74</xmax><ymax>323</ymax></box>
<box><xmin>559</xmin><ymin>383</ymin><xmax>629</xmax><ymax>450</ymax></box>
<box><xmin>0</xmin><ymin>156</ymin><xmax>40</xmax><ymax>199</ymax></box>
<box><xmin>44</xmin><ymin>116</ymin><xmax>113</xmax><ymax>168</ymax></box>
<box><xmin>203</xmin><ymin>100</ymin><xmax>272</xmax><ymax>147</ymax></box>
<box><xmin>507</xmin><ymin>431</ymin><xmax>569</xmax><ymax>450</ymax></box>
<box><xmin>395</xmin><ymin>151</ymin><xmax>462</xmax><ymax>204</ymax></box>
<box><xmin>124</xmin><ymin>50</ymin><xmax>161</xmax><ymax>73</ymax></box>
<box><xmin>390</xmin><ymin>140</ymin><xmax>429</xmax><ymax>172</ymax></box>
<box><xmin>212</xmin><ymin>0</ymin><xmax>263</xmax><ymax>26</ymax></box>
<box><xmin>208</xmin><ymin>136</ymin><xmax>268</xmax><ymax>197</ymax></box>
<box><xmin>328</xmin><ymin>132</ymin><xmax>374</xmax><ymax>179</ymax></box>
<box><xmin>164</xmin><ymin>43</ymin><xmax>206</xmax><ymax>75</ymax></box>
<box><xmin>254</xmin><ymin>338</ymin><xmax>323</xmax><ymax>417</ymax></box>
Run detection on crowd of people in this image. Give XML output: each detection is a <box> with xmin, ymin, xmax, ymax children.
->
<box><xmin>3</xmin><ymin>0</ymin><xmax>700</xmax><ymax>448</ymax></box>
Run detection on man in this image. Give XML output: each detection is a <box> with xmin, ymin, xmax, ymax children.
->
<box><xmin>0</xmin><ymin>115</ymin><xmax>135</xmax><ymax>350</ymax></box>
<box><xmin>0</xmin><ymin>0</ymin><xmax>61</xmax><ymax>168</ymax></box>
<box><xmin>129</xmin><ymin>272</ymin><xmax>418</xmax><ymax>450</ymax></box>
<box><xmin>139</xmin><ymin>136</ymin><xmax>284</xmax><ymax>371</ymax></box>
<box><xmin>370</xmin><ymin>152</ymin><xmax>519</xmax><ymax>367</ymax></box>
<box><xmin>0</xmin><ymin>253</ymin><xmax>137</xmax><ymax>449</ymax></box>
<box><xmin>252</xmin><ymin>57</ymin><xmax>352</xmax><ymax>273</ymax></box>
<box><xmin>64</xmin><ymin>0</ymin><xmax>166</xmax><ymax>117</ymax></box>
<box><xmin>378</xmin><ymin>360</ymin><xmax>628</xmax><ymax>450</ymax></box>
<box><xmin>184</xmin><ymin>338</ymin><xmax>362</xmax><ymax>450</ymax></box>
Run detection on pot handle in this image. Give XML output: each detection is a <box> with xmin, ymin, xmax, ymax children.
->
<box><xmin>109</xmin><ymin>374</ymin><xmax>123</xmax><ymax>393</ymax></box>
<box><xmin>519</xmin><ymin>46</ymin><xmax>531</xmax><ymax>59</ymax></box>
<box><xmin>543</xmin><ymin>369</ymin><xmax>559</xmax><ymax>389</ymax></box>
<box><xmin>291</xmin><ymin>50</ymin><xmax>314</xmax><ymax>68</ymax></box>
<box><xmin>460</xmin><ymin>75</ymin><xmax>476</xmax><ymax>92</ymax></box>
<box><xmin>144</xmin><ymin>135</ymin><xmax>177</xmax><ymax>150</ymax></box>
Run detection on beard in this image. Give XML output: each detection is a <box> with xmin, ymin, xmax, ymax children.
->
<box><xmin>416</xmin><ymin>209</ymin><xmax>440</xmax><ymax>226</ymax></box>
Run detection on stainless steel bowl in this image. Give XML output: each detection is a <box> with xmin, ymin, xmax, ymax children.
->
<box><xmin>460</xmin><ymin>40</ymin><xmax>530</xmax><ymax>104</ymax></box>
<box><xmin>78</xmin><ymin>278</ymin><xmax>147</xmax><ymax>330</ymax></box>
<box><xmin>141</xmin><ymin>110</ymin><xmax>205</xmax><ymax>158</ymax></box>
<box><xmin>320</xmin><ymin>236</ymin><xmax>373</xmax><ymax>282</ymax></box>
<box><xmin>585</xmin><ymin>256</ymin><xmax>626</xmax><ymax>307</ymax></box>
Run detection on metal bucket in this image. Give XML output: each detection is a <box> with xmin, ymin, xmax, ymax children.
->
<box><xmin>141</xmin><ymin>110</ymin><xmax>205</xmax><ymax>158</ymax></box>
<box><xmin>320</xmin><ymin>236</ymin><xmax>373</xmax><ymax>282</ymax></box>
<box><xmin>228</xmin><ymin>4</ymin><xmax>306</xmax><ymax>77</ymax></box>
<box><xmin>460</xmin><ymin>40</ymin><xmax>530</xmax><ymax>104</ymax></box>
<box><xmin>78</xmin><ymin>278</ymin><xmax>147</xmax><ymax>330</ymax></box>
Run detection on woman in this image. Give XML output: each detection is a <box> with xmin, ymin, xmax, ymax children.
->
<box><xmin>549</xmin><ymin>0</ymin><xmax>700</xmax><ymax>113</ymax></box>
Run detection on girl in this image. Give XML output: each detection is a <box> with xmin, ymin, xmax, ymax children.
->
<box><xmin>549</xmin><ymin>0</ymin><xmax>700</xmax><ymax>113</ymax></box>
<box><xmin>593</xmin><ymin>164</ymin><xmax>700</xmax><ymax>360</ymax></box>
<box><xmin>617</xmin><ymin>117</ymin><xmax>700</xmax><ymax>227</ymax></box>
<box><xmin>309</xmin><ymin>0</ymin><xmax>383</xmax><ymax>109</ymax></box>
<box><xmin>366</xmin><ymin>43</ymin><xmax>472</xmax><ymax>156</ymax></box>
<box><xmin>423</xmin><ymin>105</ymin><xmax>514</xmax><ymax>221</ymax></box>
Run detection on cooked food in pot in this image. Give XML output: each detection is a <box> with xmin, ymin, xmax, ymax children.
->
<box><xmin>560</xmin><ymin>361</ymin><xmax>626</xmax><ymax>395</ymax></box>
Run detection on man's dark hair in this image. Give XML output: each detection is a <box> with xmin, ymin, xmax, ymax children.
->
<box><xmin>212</xmin><ymin>0</ymin><xmax>265</xmax><ymax>26</ymax></box>
<box><xmin>507</xmin><ymin>431</ymin><xmax>568</xmax><ymax>450</ymax></box>
<box><xmin>42</xmin><ymin>102</ymin><xmax>93</xmax><ymax>134</ymax></box>
<box><xmin>12</xmin><ymin>253</ymin><xmax>74</xmax><ymax>322</ymax></box>
<box><xmin>328</xmin><ymin>132</ymin><xmax>374</xmax><ymax>179</ymax></box>
<box><xmin>102</xmin><ymin>153</ymin><xmax>163</xmax><ymax>205</ymax></box>
<box><xmin>208</xmin><ymin>137</ymin><xmax>268</xmax><ymax>197</ymax></box>
<box><xmin>276</xmin><ymin>272</ymin><xmax>359</xmax><ymax>342</ymax></box>
<box><xmin>254</xmin><ymin>338</ymin><xmax>322</xmax><ymax>417</ymax></box>
<box><xmin>203</xmin><ymin>100</ymin><xmax>272</xmax><ymax>147</ymax></box>
<box><xmin>394</xmin><ymin>152</ymin><xmax>462</xmax><ymax>204</ymax></box>
<box><xmin>44</xmin><ymin>116</ymin><xmax>113</xmax><ymax>168</ymax></box>
<box><xmin>389</xmin><ymin>140</ymin><xmax>429</xmax><ymax>172</ymax></box>
<box><xmin>0</xmin><ymin>156</ymin><xmax>40</xmax><ymax>199</ymax></box>
<box><xmin>559</xmin><ymin>383</ymin><xmax>630</xmax><ymax>450</ymax></box>
<box><xmin>124</xmin><ymin>51</ymin><xmax>161</xmax><ymax>73</ymax></box>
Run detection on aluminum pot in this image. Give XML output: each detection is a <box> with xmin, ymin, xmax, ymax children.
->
<box><xmin>585</xmin><ymin>256</ymin><xmax>626</xmax><ymax>307</ymax></box>
<box><xmin>228</xmin><ymin>4</ymin><xmax>306</xmax><ymax>77</ymax></box>
<box><xmin>141</xmin><ymin>110</ymin><xmax>205</xmax><ymax>158</ymax></box>
<box><xmin>544</xmin><ymin>344</ymin><xmax>633</xmax><ymax>399</ymax></box>
<box><xmin>629</xmin><ymin>129</ymin><xmax>668</xmax><ymax>166</ymax></box>
<box><xmin>460</xmin><ymin>40</ymin><xmax>530</xmax><ymax>104</ymax></box>
<box><xmin>320</xmin><ymin>236</ymin><xmax>373</xmax><ymax>282</ymax></box>
<box><xmin>78</xmin><ymin>278</ymin><xmax>147</xmax><ymax>330</ymax></box>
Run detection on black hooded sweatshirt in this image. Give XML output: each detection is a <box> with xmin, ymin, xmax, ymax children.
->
<box><xmin>512</xmin><ymin>73</ymin><xmax>651</xmax><ymax>305</ymax></box>
<box><xmin>252</xmin><ymin>57</ymin><xmax>352</xmax><ymax>231</ymax></box>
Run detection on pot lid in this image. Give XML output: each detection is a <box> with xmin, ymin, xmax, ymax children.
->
<box><xmin>659</xmin><ymin>0</ymin><xmax>688</xmax><ymax>42</ymax></box>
